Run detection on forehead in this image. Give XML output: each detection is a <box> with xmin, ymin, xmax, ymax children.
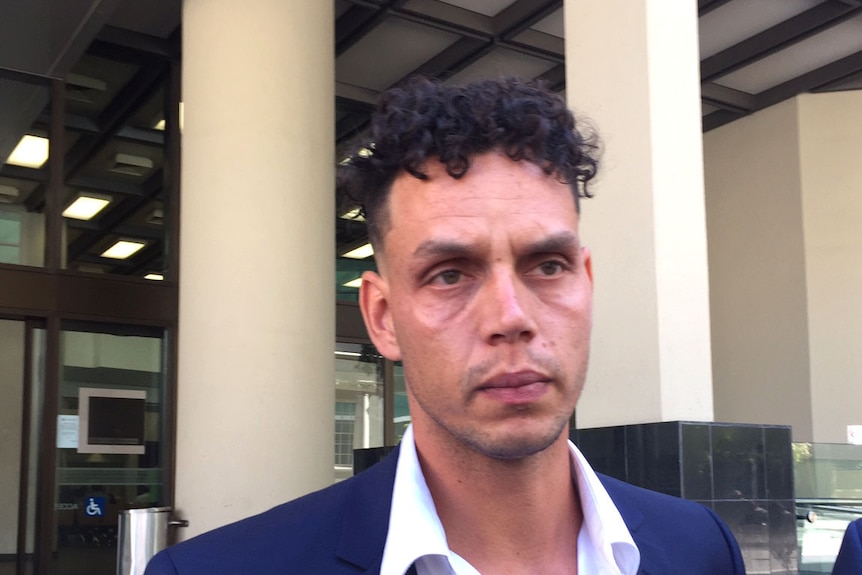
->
<box><xmin>390</xmin><ymin>153</ymin><xmax>575</xmax><ymax>217</ymax></box>
<box><xmin>379</xmin><ymin>153</ymin><xmax>579</xmax><ymax>255</ymax></box>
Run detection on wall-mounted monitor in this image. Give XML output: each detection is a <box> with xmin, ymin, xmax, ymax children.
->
<box><xmin>78</xmin><ymin>387</ymin><xmax>146</xmax><ymax>454</ymax></box>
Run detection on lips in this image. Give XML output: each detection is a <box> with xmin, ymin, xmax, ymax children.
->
<box><xmin>477</xmin><ymin>371</ymin><xmax>550</xmax><ymax>404</ymax></box>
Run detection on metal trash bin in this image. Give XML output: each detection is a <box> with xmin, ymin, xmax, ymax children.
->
<box><xmin>117</xmin><ymin>507</ymin><xmax>175</xmax><ymax>575</ymax></box>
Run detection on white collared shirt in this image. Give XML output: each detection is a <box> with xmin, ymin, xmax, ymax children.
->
<box><xmin>380</xmin><ymin>425</ymin><xmax>640</xmax><ymax>575</ymax></box>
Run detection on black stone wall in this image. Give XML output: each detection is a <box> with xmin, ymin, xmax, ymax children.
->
<box><xmin>574</xmin><ymin>421</ymin><xmax>797</xmax><ymax>574</ymax></box>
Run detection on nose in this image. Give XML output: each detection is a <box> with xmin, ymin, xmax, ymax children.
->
<box><xmin>480</xmin><ymin>268</ymin><xmax>537</xmax><ymax>344</ymax></box>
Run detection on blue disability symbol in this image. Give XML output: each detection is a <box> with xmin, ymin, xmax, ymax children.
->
<box><xmin>85</xmin><ymin>496</ymin><xmax>105</xmax><ymax>517</ymax></box>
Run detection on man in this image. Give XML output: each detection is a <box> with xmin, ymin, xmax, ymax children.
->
<box><xmin>833</xmin><ymin>518</ymin><xmax>862</xmax><ymax>575</ymax></box>
<box><xmin>145</xmin><ymin>77</ymin><xmax>744</xmax><ymax>574</ymax></box>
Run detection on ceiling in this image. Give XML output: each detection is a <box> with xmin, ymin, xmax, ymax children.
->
<box><xmin>0</xmin><ymin>0</ymin><xmax>860</xmax><ymax>292</ymax></box>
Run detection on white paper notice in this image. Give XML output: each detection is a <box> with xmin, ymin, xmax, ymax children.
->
<box><xmin>848</xmin><ymin>425</ymin><xmax>862</xmax><ymax>445</ymax></box>
<box><xmin>57</xmin><ymin>415</ymin><xmax>79</xmax><ymax>449</ymax></box>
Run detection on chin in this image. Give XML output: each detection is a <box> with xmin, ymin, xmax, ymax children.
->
<box><xmin>467</xmin><ymin>421</ymin><xmax>567</xmax><ymax>460</ymax></box>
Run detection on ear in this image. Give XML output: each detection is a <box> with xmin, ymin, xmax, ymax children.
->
<box><xmin>582</xmin><ymin>246</ymin><xmax>594</xmax><ymax>288</ymax></box>
<box><xmin>358</xmin><ymin>270</ymin><xmax>402</xmax><ymax>361</ymax></box>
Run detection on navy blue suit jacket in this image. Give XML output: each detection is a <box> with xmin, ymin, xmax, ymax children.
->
<box><xmin>145</xmin><ymin>447</ymin><xmax>744</xmax><ymax>574</ymax></box>
<box><xmin>833</xmin><ymin>518</ymin><xmax>862</xmax><ymax>575</ymax></box>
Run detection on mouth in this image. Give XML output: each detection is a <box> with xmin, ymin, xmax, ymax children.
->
<box><xmin>476</xmin><ymin>371</ymin><xmax>550</xmax><ymax>405</ymax></box>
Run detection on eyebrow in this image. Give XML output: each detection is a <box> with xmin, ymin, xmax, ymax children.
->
<box><xmin>411</xmin><ymin>231</ymin><xmax>581</xmax><ymax>262</ymax></box>
<box><xmin>526</xmin><ymin>231</ymin><xmax>581</xmax><ymax>256</ymax></box>
<box><xmin>412</xmin><ymin>239</ymin><xmax>475</xmax><ymax>261</ymax></box>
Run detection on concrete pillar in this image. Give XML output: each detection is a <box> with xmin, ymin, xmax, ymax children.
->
<box><xmin>703</xmin><ymin>100</ymin><xmax>812</xmax><ymax>439</ymax></box>
<box><xmin>564</xmin><ymin>0</ymin><xmax>714</xmax><ymax>427</ymax></box>
<box><xmin>177</xmin><ymin>0</ymin><xmax>335</xmax><ymax>537</ymax></box>
<box><xmin>705</xmin><ymin>91</ymin><xmax>862</xmax><ymax>444</ymax></box>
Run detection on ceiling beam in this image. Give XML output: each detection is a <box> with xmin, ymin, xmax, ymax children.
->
<box><xmin>336</xmin><ymin>112</ymin><xmax>371</xmax><ymax>144</ymax></box>
<box><xmin>812</xmin><ymin>69</ymin><xmax>862</xmax><ymax>92</ymax></box>
<box><xmin>36</xmin><ymin>111</ymin><xmax>164</xmax><ymax>146</ymax></box>
<box><xmin>119</xmin><ymin>241</ymin><xmax>164</xmax><ymax>276</ymax></box>
<box><xmin>494</xmin><ymin>0</ymin><xmax>561</xmax><ymax>41</ymax></box>
<box><xmin>66</xmin><ymin>168</ymin><xmax>163</xmax><ymax>262</ymax></box>
<box><xmin>755</xmin><ymin>49</ymin><xmax>862</xmax><ymax>111</ymax></box>
<box><xmin>66</xmin><ymin>220</ymin><xmax>164</xmax><ymax>240</ymax></box>
<box><xmin>91</xmin><ymin>25</ymin><xmax>178</xmax><ymax>64</ymax></box>
<box><xmin>700</xmin><ymin>83</ymin><xmax>756</xmax><ymax>114</ymax></box>
<box><xmin>701</xmin><ymin>2</ymin><xmax>861</xmax><ymax>82</ymax></box>
<box><xmin>698</xmin><ymin>0</ymin><xmax>734</xmax><ymax>17</ymax></box>
<box><xmin>336</xmin><ymin>82</ymin><xmax>379</xmax><ymax>107</ymax></box>
<box><xmin>336</xmin><ymin>4</ymin><xmax>380</xmax><ymax>56</ymax></box>
<box><xmin>26</xmin><ymin>63</ymin><xmax>167</xmax><ymax>213</ymax></box>
<box><xmin>397</xmin><ymin>0</ymin><xmax>492</xmax><ymax>35</ymax></box>
<box><xmin>537</xmin><ymin>64</ymin><xmax>566</xmax><ymax>92</ymax></box>
<box><xmin>406</xmin><ymin>36</ymin><xmax>492</xmax><ymax>80</ymax></box>
<box><xmin>336</xmin><ymin>0</ymin><xmax>410</xmax><ymax>56</ymax></box>
<box><xmin>702</xmin><ymin>109</ymin><xmax>744</xmax><ymax>132</ymax></box>
<box><xmin>64</xmin><ymin>63</ymin><xmax>168</xmax><ymax>178</ymax></box>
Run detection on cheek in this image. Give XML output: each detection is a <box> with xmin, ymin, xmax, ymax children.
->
<box><xmin>548</xmin><ymin>294</ymin><xmax>592</xmax><ymax>339</ymax></box>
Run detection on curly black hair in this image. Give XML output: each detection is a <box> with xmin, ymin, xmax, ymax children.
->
<box><xmin>337</xmin><ymin>76</ymin><xmax>600</xmax><ymax>248</ymax></box>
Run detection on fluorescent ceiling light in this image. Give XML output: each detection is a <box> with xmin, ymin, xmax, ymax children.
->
<box><xmin>63</xmin><ymin>195</ymin><xmax>111</xmax><ymax>220</ymax></box>
<box><xmin>342</xmin><ymin>243</ymin><xmax>373</xmax><ymax>260</ymax></box>
<box><xmin>343</xmin><ymin>277</ymin><xmax>362</xmax><ymax>288</ymax></box>
<box><xmin>334</xmin><ymin>350</ymin><xmax>361</xmax><ymax>357</ymax></box>
<box><xmin>144</xmin><ymin>273</ymin><xmax>164</xmax><ymax>281</ymax></box>
<box><xmin>339</xmin><ymin>207</ymin><xmax>365</xmax><ymax>221</ymax></box>
<box><xmin>7</xmin><ymin>135</ymin><xmax>49</xmax><ymax>168</ymax></box>
<box><xmin>154</xmin><ymin>102</ymin><xmax>184</xmax><ymax>131</ymax></box>
<box><xmin>101</xmin><ymin>240</ymin><xmax>146</xmax><ymax>260</ymax></box>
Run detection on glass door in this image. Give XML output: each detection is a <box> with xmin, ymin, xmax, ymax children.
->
<box><xmin>0</xmin><ymin>318</ymin><xmax>44</xmax><ymax>575</ymax></box>
<box><xmin>51</xmin><ymin>322</ymin><xmax>167</xmax><ymax>575</ymax></box>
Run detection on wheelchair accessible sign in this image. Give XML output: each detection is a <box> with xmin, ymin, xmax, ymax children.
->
<box><xmin>84</xmin><ymin>496</ymin><xmax>106</xmax><ymax>517</ymax></box>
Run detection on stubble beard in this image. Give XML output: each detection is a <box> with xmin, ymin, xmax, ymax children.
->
<box><xmin>409</xmin><ymin>352</ymin><xmax>585</xmax><ymax>461</ymax></box>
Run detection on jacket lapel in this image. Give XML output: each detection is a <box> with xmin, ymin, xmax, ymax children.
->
<box><xmin>335</xmin><ymin>446</ymin><xmax>401</xmax><ymax>573</ymax></box>
<box><xmin>599</xmin><ymin>474</ymin><xmax>671</xmax><ymax>575</ymax></box>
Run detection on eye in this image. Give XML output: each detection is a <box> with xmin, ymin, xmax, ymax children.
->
<box><xmin>431</xmin><ymin>269</ymin><xmax>462</xmax><ymax>286</ymax></box>
<box><xmin>536</xmin><ymin>260</ymin><xmax>566</xmax><ymax>276</ymax></box>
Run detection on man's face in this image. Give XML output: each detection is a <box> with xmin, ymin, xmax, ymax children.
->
<box><xmin>360</xmin><ymin>152</ymin><xmax>593</xmax><ymax>460</ymax></box>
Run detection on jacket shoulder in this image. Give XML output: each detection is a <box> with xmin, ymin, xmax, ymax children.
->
<box><xmin>599</xmin><ymin>474</ymin><xmax>746</xmax><ymax>574</ymax></box>
<box><xmin>832</xmin><ymin>518</ymin><xmax>862</xmax><ymax>575</ymax></box>
<box><xmin>145</xmin><ymin>450</ymin><xmax>399</xmax><ymax>575</ymax></box>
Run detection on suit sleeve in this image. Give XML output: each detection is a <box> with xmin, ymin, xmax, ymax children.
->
<box><xmin>144</xmin><ymin>549</ymin><xmax>180</xmax><ymax>575</ymax></box>
<box><xmin>832</xmin><ymin>519</ymin><xmax>862</xmax><ymax>575</ymax></box>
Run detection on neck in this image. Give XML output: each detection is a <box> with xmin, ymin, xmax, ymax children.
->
<box><xmin>414</xmin><ymin>427</ymin><xmax>582</xmax><ymax>575</ymax></box>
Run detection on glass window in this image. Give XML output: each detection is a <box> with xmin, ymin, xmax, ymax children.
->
<box><xmin>334</xmin><ymin>342</ymin><xmax>384</xmax><ymax>481</ymax></box>
<box><xmin>0</xmin><ymin>76</ymin><xmax>49</xmax><ymax>268</ymax></box>
<box><xmin>393</xmin><ymin>362</ymin><xmax>410</xmax><ymax>443</ymax></box>
<box><xmin>0</xmin><ymin>211</ymin><xmax>21</xmax><ymax>263</ymax></box>
<box><xmin>61</xmin><ymin>55</ymin><xmax>173</xmax><ymax>280</ymax></box>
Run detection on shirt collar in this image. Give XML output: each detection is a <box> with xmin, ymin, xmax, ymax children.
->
<box><xmin>571</xmin><ymin>442</ymin><xmax>640</xmax><ymax>574</ymax></box>
<box><xmin>380</xmin><ymin>425</ymin><xmax>454</xmax><ymax>575</ymax></box>
<box><xmin>380</xmin><ymin>425</ymin><xmax>640</xmax><ymax>575</ymax></box>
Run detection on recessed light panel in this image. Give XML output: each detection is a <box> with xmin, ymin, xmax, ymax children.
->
<box><xmin>343</xmin><ymin>277</ymin><xmax>362</xmax><ymax>288</ymax></box>
<box><xmin>342</xmin><ymin>243</ymin><xmax>374</xmax><ymax>259</ymax></box>
<box><xmin>154</xmin><ymin>102</ymin><xmax>184</xmax><ymax>131</ymax></box>
<box><xmin>339</xmin><ymin>207</ymin><xmax>365</xmax><ymax>221</ymax></box>
<box><xmin>101</xmin><ymin>240</ymin><xmax>146</xmax><ymax>260</ymax></box>
<box><xmin>63</xmin><ymin>195</ymin><xmax>111</xmax><ymax>220</ymax></box>
<box><xmin>7</xmin><ymin>135</ymin><xmax>49</xmax><ymax>168</ymax></box>
<box><xmin>144</xmin><ymin>273</ymin><xmax>164</xmax><ymax>281</ymax></box>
